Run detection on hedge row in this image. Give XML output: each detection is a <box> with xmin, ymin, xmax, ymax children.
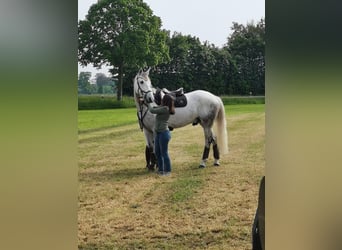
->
<box><xmin>78</xmin><ymin>95</ymin><xmax>265</xmax><ymax>110</ymax></box>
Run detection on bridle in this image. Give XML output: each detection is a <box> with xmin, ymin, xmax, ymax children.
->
<box><xmin>135</xmin><ymin>76</ymin><xmax>152</xmax><ymax>99</ymax></box>
<box><xmin>135</xmin><ymin>76</ymin><xmax>153</xmax><ymax>132</ymax></box>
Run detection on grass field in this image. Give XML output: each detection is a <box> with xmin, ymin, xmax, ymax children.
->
<box><xmin>78</xmin><ymin>104</ymin><xmax>265</xmax><ymax>249</ymax></box>
<box><xmin>78</xmin><ymin>108</ymin><xmax>137</xmax><ymax>133</ymax></box>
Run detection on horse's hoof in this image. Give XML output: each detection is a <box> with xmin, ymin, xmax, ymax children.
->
<box><xmin>199</xmin><ymin>164</ymin><xmax>206</xmax><ymax>168</ymax></box>
<box><xmin>147</xmin><ymin>165</ymin><xmax>155</xmax><ymax>171</ymax></box>
<box><xmin>214</xmin><ymin>162</ymin><xmax>220</xmax><ymax>166</ymax></box>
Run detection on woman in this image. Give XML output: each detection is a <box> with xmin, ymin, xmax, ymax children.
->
<box><xmin>147</xmin><ymin>94</ymin><xmax>175</xmax><ymax>176</ymax></box>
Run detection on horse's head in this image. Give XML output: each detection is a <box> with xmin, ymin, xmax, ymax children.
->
<box><xmin>133</xmin><ymin>68</ymin><xmax>154</xmax><ymax>104</ymax></box>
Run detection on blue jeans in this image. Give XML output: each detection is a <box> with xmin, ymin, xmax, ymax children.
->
<box><xmin>154</xmin><ymin>130</ymin><xmax>171</xmax><ymax>173</ymax></box>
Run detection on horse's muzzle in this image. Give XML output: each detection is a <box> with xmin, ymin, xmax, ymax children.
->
<box><xmin>144</xmin><ymin>92</ymin><xmax>154</xmax><ymax>103</ymax></box>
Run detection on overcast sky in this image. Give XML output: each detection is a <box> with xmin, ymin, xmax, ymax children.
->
<box><xmin>78</xmin><ymin>0</ymin><xmax>264</xmax><ymax>77</ymax></box>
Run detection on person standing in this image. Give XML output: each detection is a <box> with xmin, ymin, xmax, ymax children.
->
<box><xmin>147</xmin><ymin>94</ymin><xmax>175</xmax><ymax>176</ymax></box>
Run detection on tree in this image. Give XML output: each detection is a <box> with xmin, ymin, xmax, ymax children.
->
<box><xmin>152</xmin><ymin>33</ymin><xmax>233</xmax><ymax>95</ymax></box>
<box><xmin>152</xmin><ymin>32</ymin><xmax>191</xmax><ymax>90</ymax></box>
<box><xmin>78</xmin><ymin>0</ymin><xmax>170</xmax><ymax>100</ymax></box>
<box><xmin>78</xmin><ymin>72</ymin><xmax>92</xmax><ymax>94</ymax></box>
<box><xmin>209</xmin><ymin>45</ymin><xmax>233</xmax><ymax>95</ymax></box>
<box><xmin>226</xmin><ymin>18</ymin><xmax>265</xmax><ymax>95</ymax></box>
<box><xmin>95</xmin><ymin>73</ymin><xmax>114</xmax><ymax>94</ymax></box>
<box><xmin>186</xmin><ymin>39</ymin><xmax>217</xmax><ymax>91</ymax></box>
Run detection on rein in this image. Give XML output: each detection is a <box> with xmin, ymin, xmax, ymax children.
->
<box><xmin>136</xmin><ymin>98</ymin><xmax>149</xmax><ymax>131</ymax></box>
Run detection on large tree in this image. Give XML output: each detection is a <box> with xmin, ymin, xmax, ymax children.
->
<box><xmin>78</xmin><ymin>0</ymin><xmax>169</xmax><ymax>100</ymax></box>
<box><xmin>95</xmin><ymin>73</ymin><xmax>114</xmax><ymax>94</ymax></box>
<box><xmin>226</xmin><ymin>19</ymin><xmax>265</xmax><ymax>95</ymax></box>
<box><xmin>153</xmin><ymin>33</ymin><xmax>233</xmax><ymax>95</ymax></box>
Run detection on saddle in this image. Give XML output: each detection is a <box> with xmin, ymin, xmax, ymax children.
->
<box><xmin>154</xmin><ymin>87</ymin><xmax>187</xmax><ymax>108</ymax></box>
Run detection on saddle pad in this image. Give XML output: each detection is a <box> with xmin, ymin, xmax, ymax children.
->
<box><xmin>174</xmin><ymin>95</ymin><xmax>187</xmax><ymax>107</ymax></box>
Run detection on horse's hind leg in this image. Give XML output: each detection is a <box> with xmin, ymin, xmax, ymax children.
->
<box><xmin>213</xmin><ymin>143</ymin><xmax>220</xmax><ymax>166</ymax></box>
<box><xmin>199</xmin><ymin>126</ymin><xmax>214</xmax><ymax>168</ymax></box>
<box><xmin>199</xmin><ymin>126</ymin><xmax>220</xmax><ymax>167</ymax></box>
<box><xmin>211</xmin><ymin>128</ymin><xmax>220</xmax><ymax>166</ymax></box>
<box><xmin>199</xmin><ymin>145</ymin><xmax>210</xmax><ymax>168</ymax></box>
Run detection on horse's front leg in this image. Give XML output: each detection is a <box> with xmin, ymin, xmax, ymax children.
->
<box><xmin>145</xmin><ymin>145</ymin><xmax>157</xmax><ymax>170</ymax></box>
<box><xmin>144</xmin><ymin>129</ymin><xmax>157</xmax><ymax>171</ymax></box>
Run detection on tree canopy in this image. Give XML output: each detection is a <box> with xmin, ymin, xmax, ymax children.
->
<box><xmin>129</xmin><ymin>19</ymin><xmax>265</xmax><ymax>96</ymax></box>
<box><xmin>78</xmin><ymin>0</ymin><xmax>169</xmax><ymax>100</ymax></box>
<box><xmin>78</xmin><ymin>0</ymin><xmax>264</xmax><ymax>97</ymax></box>
<box><xmin>95</xmin><ymin>73</ymin><xmax>115</xmax><ymax>94</ymax></box>
<box><xmin>226</xmin><ymin>19</ymin><xmax>265</xmax><ymax>95</ymax></box>
<box><xmin>121</xmin><ymin>19</ymin><xmax>265</xmax><ymax>96</ymax></box>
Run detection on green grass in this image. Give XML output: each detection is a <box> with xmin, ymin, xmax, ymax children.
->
<box><xmin>78</xmin><ymin>104</ymin><xmax>264</xmax><ymax>133</ymax></box>
<box><xmin>226</xmin><ymin>103</ymin><xmax>265</xmax><ymax>115</ymax></box>
<box><xmin>78</xmin><ymin>103</ymin><xmax>265</xmax><ymax>249</ymax></box>
<box><xmin>170</xmin><ymin>177</ymin><xmax>203</xmax><ymax>203</ymax></box>
<box><xmin>78</xmin><ymin>108</ymin><xmax>137</xmax><ymax>133</ymax></box>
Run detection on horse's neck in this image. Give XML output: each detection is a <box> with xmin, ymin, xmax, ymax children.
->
<box><xmin>135</xmin><ymin>100</ymin><xmax>156</xmax><ymax>131</ymax></box>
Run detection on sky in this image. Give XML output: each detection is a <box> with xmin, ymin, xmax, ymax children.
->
<box><xmin>78</xmin><ymin>0</ymin><xmax>264</xmax><ymax>78</ymax></box>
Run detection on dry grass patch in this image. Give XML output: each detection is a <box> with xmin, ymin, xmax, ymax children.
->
<box><xmin>78</xmin><ymin>105</ymin><xmax>264</xmax><ymax>249</ymax></box>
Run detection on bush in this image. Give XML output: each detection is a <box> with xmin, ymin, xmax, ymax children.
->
<box><xmin>78</xmin><ymin>95</ymin><xmax>136</xmax><ymax>110</ymax></box>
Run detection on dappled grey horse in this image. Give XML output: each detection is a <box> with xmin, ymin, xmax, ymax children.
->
<box><xmin>133</xmin><ymin>68</ymin><xmax>228</xmax><ymax>170</ymax></box>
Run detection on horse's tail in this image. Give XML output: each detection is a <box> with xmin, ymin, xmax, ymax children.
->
<box><xmin>215</xmin><ymin>98</ymin><xmax>229</xmax><ymax>154</ymax></box>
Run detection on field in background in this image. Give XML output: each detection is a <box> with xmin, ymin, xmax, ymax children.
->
<box><xmin>78</xmin><ymin>108</ymin><xmax>137</xmax><ymax>133</ymax></box>
<box><xmin>78</xmin><ymin>95</ymin><xmax>264</xmax><ymax>110</ymax></box>
<box><xmin>78</xmin><ymin>104</ymin><xmax>265</xmax><ymax>249</ymax></box>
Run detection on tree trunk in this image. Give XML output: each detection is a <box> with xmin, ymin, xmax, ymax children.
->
<box><xmin>117</xmin><ymin>64</ymin><xmax>123</xmax><ymax>101</ymax></box>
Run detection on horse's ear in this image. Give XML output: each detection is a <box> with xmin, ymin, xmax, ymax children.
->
<box><xmin>146</xmin><ymin>67</ymin><xmax>151</xmax><ymax>75</ymax></box>
<box><xmin>138</xmin><ymin>69</ymin><xmax>142</xmax><ymax>75</ymax></box>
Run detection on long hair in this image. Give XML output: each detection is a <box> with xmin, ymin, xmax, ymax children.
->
<box><xmin>162</xmin><ymin>94</ymin><xmax>175</xmax><ymax>114</ymax></box>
